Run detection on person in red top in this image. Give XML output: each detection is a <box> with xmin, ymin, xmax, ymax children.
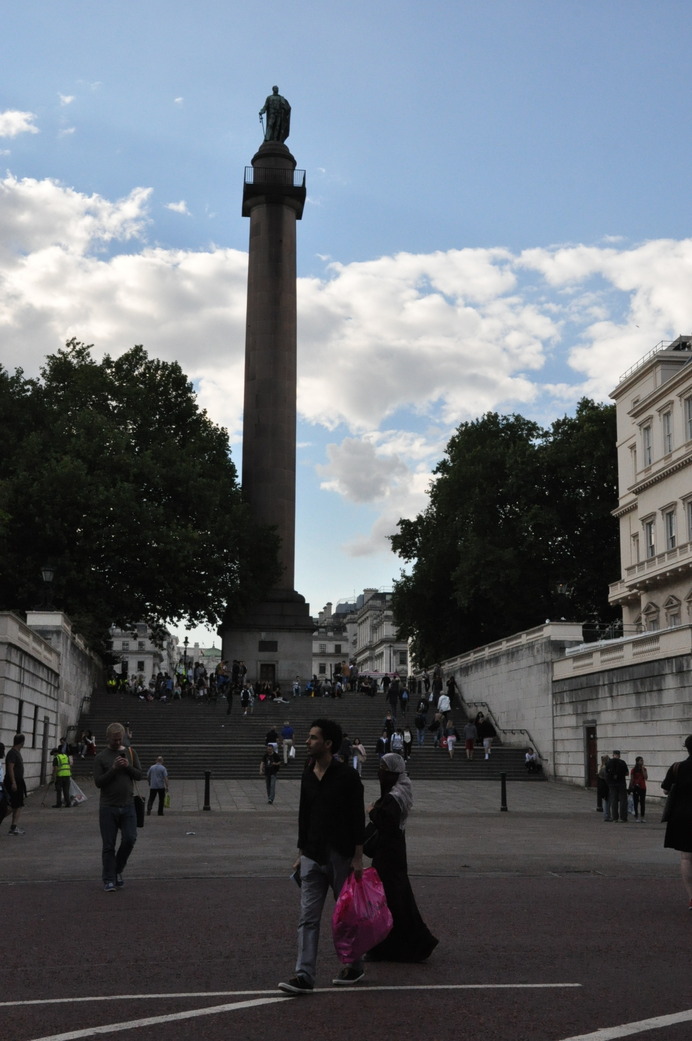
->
<box><xmin>630</xmin><ymin>756</ymin><xmax>648</xmax><ymax>822</ymax></box>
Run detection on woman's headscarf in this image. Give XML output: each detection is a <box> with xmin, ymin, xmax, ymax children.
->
<box><xmin>379</xmin><ymin>752</ymin><xmax>413</xmax><ymax>826</ymax></box>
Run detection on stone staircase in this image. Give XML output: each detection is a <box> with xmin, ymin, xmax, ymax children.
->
<box><xmin>71</xmin><ymin>688</ymin><xmax>544</xmax><ymax>782</ymax></box>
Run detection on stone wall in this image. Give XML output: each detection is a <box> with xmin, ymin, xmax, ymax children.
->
<box><xmin>0</xmin><ymin>612</ymin><xmax>103</xmax><ymax>791</ymax></box>
<box><xmin>435</xmin><ymin>621</ymin><xmax>691</xmax><ymax>792</ymax></box>
<box><xmin>442</xmin><ymin>623</ymin><xmax>585</xmax><ymax>777</ymax></box>
<box><xmin>552</xmin><ymin>626</ymin><xmax>692</xmax><ymax>791</ymax></box>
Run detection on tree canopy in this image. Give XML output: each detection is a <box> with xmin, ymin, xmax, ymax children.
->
<box><xmin>0</xmin><ymin>340</ymin><xmax>280</xmax><ymax>649</ymax></box>
<box><xmin>390</xmin><ymin>399</ymin><xmax>620</xmax><ymax>665</ymax></box>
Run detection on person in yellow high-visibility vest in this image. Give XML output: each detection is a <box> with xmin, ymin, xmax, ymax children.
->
<box><xmin>51</xmin><ymin>748</ymin><xmax>73</xmax><ymax>808</ymax></box>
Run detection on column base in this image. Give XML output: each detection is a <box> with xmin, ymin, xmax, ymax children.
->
<box><xmin>220</xmin><ymin>591</ymin><xmax>313</xmax><ymax>691</ymax></box>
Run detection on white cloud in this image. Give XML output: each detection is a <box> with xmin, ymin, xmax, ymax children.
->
<box><xmin>58</xmin><ymin>94</ymin><xmax>75</xmax><ymax>106</ymax></box>
<box><xmin>3</xmin><ymin>174</ymin><xmax>692</xmax><ymax>557</ymax></box>
<box><xmin>318</xmin><ymin>437</ymin><xmax>409</xmax><ymax>503</ymax></box>
<box><xmin>174</xmin><ymin>97</ymin><xmax>184</xmax><ymax>105</ymax></box>
<box><xmin>165</xmin><ymin>200</ymin><xmax>191</xmax><ymax>215</ymax></box>
<box><xmin>0</xmin><ymin>110</ymin><xmax>39</xmax><ymax>137</ymax></box>
<box><xmin>58</xmin><ymin>127</ymin><xmax>76</xmax><ymax>138</ymax></box>
<box><xmin>0</xmin><ymin>175</ymin><xmax>150</xmax><ymax>257</ymax></box>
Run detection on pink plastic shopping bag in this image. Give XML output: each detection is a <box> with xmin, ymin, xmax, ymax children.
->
<box><xmin>332</xmin><ymin>867</ymin><xmax>393</xmax><ymax>962</ymax></box>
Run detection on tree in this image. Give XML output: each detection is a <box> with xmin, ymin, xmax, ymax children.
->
<box><xmin>0</xmin><ymin>341</ymin><xmax>280</xmax><ymax>649</ymax></box>
<box><xmin>390</xmin><ymin>400</ymin><xmax>620</xmax><ymax>665</ymax></box>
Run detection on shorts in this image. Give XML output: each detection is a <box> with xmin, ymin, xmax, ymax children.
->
<box><xmin>483</xmin><ymin>737</ymin><xmax>493</xmax><ymax>751</ymax></box>
<box><xmin>465</xmin><ymin>739</ymin><xmax>474</xmax><ymax>751</ymax></box>
<box><xmin>5</xmin><ymin>786</ymin><xmax>24</xmax><ymax>809</ymax></box>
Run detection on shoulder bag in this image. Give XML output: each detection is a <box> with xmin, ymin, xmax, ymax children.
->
<box><xmin>661</xmin><ymin>761</ymin><xmax>680</xmax><ymax>823</ymax></box>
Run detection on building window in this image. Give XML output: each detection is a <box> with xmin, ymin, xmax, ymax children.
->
<box><xmin>643</xmin><ymin>519</ymin><xmax>655</xmax><ymax>558</ymax></box>
<box><xmin>398</xmin><ymin>651</ymin><xmax>407</xmax><ymax>667</ymax></box>
<box><xmin>121</xmin><ymin>641</ymin><xmax>130</xmax><ymax>651</ymax></box>
<box><xmin>631</xmin><ymin>533</ymin><xmax>639</xmax><ymax>564</ymax></box>
<box><xmin>642</xmin><ymin>425</ymin><xmax>653</xmax><ymax>466</ymax></box>
<box><xmin>687</xmin><ymin>501</ymin><xmax>692</xmax><ymax>544</ymax></box>
<box><xmin>663</xmin><ymin>509</ymin><xmax>677</xmax><ymax>550</ymax></box>
<box><xmin>318</xmin><ymin>663</ymin><xmax>326</xmax><ymax>675</ymax></box>
<box><xmin>138</xmin><ymin>641</ymin><xmax>145</xmax><ymax>650</ymax></box>
<box><xmin>685</xmin><ymin>396</ymin><xmax>692</xmax><ymax>441</ymax></box>
<box><xmin>137</xmin><ymin>661</ymin><xmax>145</xmax><ymax>672</ymax></box>
<box><xmin>319</xmin><ymin>643</ymin><xmax>326</xmax><ymax>654</ymax></box>
<box><xmin>662</xmin><ymin>411</ymin><xmax>673</xmax><ymax>454</ymax></box>
<box><xmin>334</xmin><ymin>644</ymin><xmax>342</xmax><ymax>654</ymax></box>
<box><xmin>642</xmin><ymin>602</ymin><xmax>659</xmax><ymax>632</ymax></box>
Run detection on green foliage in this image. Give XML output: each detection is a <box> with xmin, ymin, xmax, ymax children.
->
<box><xmin>0</xmin><ymin>341</ymin><xmax>280</xmax><ymax>649</ymax></box>
<box><xmin>390</xmin><ymin>400</ymin><xmax>620</xmax><ymax>664</ymax></box>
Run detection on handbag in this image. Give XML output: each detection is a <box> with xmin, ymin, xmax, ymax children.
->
<box><xmin>68</xmin><ymin>778</ymin><xmax>88</xmax><ymax>805</ymax></box>
<box><xmin>363</xmin><ymin>820</ymin><xmax>379</xmax><ymax>859</ymax></box>
<box><xmin>126</xmin><ymin>746</ymin><xmax>145</xmax><ymax>827</ymax></box>
<box><xmin>661</xmin><ymin>762</ymin><xmax>680</xmax><ymax>823</ymax></box>
<box><xmin>133</xmin><ymin>794</ymin><xmax>145</xmax><ymax>828</ymax></box>
<box><xmin>331</xmin><ymin>867</ymin><xmax>393</xmax><ymax>962</ymax></box>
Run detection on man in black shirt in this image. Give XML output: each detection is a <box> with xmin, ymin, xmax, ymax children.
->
<box><xmin>5</xmin><ymin>734</ymin><xmax>26</xmax><ymax>835</ymax></box>
<box><xmin>605</xmin><ymin>749</ymin><xmax>630</xmax><ymax>822</ymax></box>
<box><xmin>278</xmin><ymin>718</ymin><xmax>365</xmax><ymax>995</ymax></box>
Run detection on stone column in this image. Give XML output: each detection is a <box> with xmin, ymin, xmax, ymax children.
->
<box><xmin>220</xmin><ymin>141</ymin><xmax>313</xmax><ymax>687</ymax></box>
<box><xmin>241</xmin><ymin>141</ymin><xmax>303</xmax><ymax>592</ymax></box>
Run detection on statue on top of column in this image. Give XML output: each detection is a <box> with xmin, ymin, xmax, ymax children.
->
<box><xmin>259</xmin><ymin>86</ymin><xmax>291</xmax><ymax>144</ymax></box>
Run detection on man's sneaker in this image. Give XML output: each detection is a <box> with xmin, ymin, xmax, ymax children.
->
<box><xmin>103</xmin><ymin>882</ymin><xmax>117</xmax><ymax>893</ymax></box>
<box><xmin>116</xmin><ymin>874</ymin><xmax>125</xmax><ymax>888</ymax></box>
<box><xmin>8</xmin><ymin>827</ymin><xmax>25</xmax><ymax>835</ymax></box>
<box><xmin>278</xmin><ymin>976</ymin><xmax>313</xmax><ymax>995</ymax></box>
<box><xmin>332</xmin><ymin>967</ymin><xmax>365</xmax><ymax>986</ymax></box>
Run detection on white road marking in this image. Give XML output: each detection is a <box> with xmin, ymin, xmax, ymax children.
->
<box><xmin>13</xmin><ymin>984</ymin><xmax>581</xmax><ymax>1041</ymax></box>
<box><xmin>559</xmin><ymin>1008</ymin><xmax>692</xmax><ymax>1040</ymax></box>
<box><xmin>1</xmin><ymin>982</ymin><xmax>581</xmax><ymax>1010</ymax></box>
<box><xmin>26</xmin><ymin>997</ymin><xmax>287</xmax><ymax>1041</ymax></box>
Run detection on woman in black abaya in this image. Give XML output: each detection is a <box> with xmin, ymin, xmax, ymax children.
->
<box><xmin>365</xmin><ymin>753</ymin><xmax>438</xmax><ymax>962</ymax></box>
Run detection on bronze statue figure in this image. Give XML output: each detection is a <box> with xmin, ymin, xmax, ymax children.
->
<box><xmin>259</xmin><ymin>85</ymin><xmax>291</xmax><ymax>144</ymax></box>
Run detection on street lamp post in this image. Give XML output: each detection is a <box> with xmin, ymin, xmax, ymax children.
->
<box><xmin>40</xmin><ymin>564</ymin><xmax>56</xmax><ymax>610</ymax></box>
<box><xmin>183</xmin><ymin>636</ymin><xmax>189</xmax><ymax>676</ymax></box>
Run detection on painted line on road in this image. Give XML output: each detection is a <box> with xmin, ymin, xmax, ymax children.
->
<box><xmin>559</xmin><ymin>1007</ymin><xmax>692</xmax><ymax>1041</ymax></box>
<box><xmin>3</xmin><ymin>982</ymin><xmax>582</xmax><ymax>1010</ymax></box>
<box><xmin>26</xmin><ymin>997</ymin><xmax>288</xmax><ymax>1041</ymax></box>
<box><xmin>17</xmin><ymin>984</ymin><xmax>582</xmax><ymax>1041</ymax></box>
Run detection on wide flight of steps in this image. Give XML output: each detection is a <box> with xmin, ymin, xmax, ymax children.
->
<box><xmin>71</xmin><ymin>687</ymin><xmax>544</xmax><ymax>782</ymax></box>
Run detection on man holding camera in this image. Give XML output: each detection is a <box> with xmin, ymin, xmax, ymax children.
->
<box><xmin>94</xmin><ymin>722</ymin><xmax>142</xmax><ymax>892</ymax></box>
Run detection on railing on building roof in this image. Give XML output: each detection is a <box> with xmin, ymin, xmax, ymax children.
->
<box><xmin>618</xmin><ymin>335</ymin><xmax>692</xmax><ymax>384</ymax></box>
<box><xmin>618</xmin><ymin>341</ymin><xmax>672</xmax><ymax>384</ymax></box>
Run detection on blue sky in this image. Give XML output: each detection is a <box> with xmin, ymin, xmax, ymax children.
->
<box><xmin>3</xmin><ymin>2</ymin><xmax>692</xmax><ymax>646</ymax></box>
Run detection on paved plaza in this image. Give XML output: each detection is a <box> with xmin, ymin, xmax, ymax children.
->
<box><xmin>3</xmin><ymin>775</ymin><xmax>691</xmax><ymax>1041</ymax></box>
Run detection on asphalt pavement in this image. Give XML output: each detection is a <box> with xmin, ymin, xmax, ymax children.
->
<box><xmin>0</xmin><ymin>772</ymin><xmax>673</xmax><ymax>882</ymax></box>
<box><xmin>4</xmin><ymin>775</ymin><xmax>690</xmax><ymax>1041</ymax></box>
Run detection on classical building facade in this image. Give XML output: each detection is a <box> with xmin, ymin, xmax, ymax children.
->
<box><xmin>109</xmin><ymin>623</ymin><xmax>177</xmax><ymax>681</ymax></box>
<box><xmin>311</xmin><ymin>601</ymin><xmax>354</xmax><ymax>680</ymax></box>
<box><xmin>311</xmin><ymin>589</ymin><xmax>409</xmax><ymax>681</ymax></box>
<box><xmin>608</xmin><ymin>334</ymin><xmax>692</xmax><ymax>632</ymax></box>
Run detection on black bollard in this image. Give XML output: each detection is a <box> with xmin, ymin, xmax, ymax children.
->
<box><xmin>500</xmin><ymin>771</ymin><xmax>508</xmax><ymax>812</ymax></box>
<box><xmin>203</xmin><ymin>770</ymin><xmax>211</xmax><ymax>811</ymax></box>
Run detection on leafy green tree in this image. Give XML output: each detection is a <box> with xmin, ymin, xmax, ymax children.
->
<box><xmin>390</xmin><ymin>400</ymin><xmax>619</xmax><ymax>664</ymax></box>
<box><xmin>0</xmin><ymin>341</ymin><xmax>280</xmax><ymax>649</ymax></box>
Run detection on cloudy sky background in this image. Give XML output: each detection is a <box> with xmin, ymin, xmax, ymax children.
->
<box><xmin>3</xmin><ymin>2</ymin><xmax>692</xmax><ymax>646</ymax></box>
